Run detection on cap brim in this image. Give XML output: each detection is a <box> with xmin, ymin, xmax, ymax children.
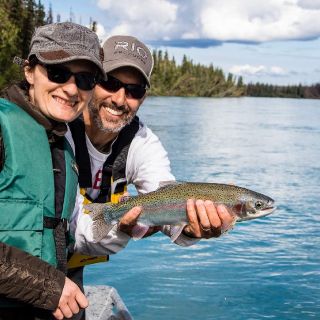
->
<box><xmin>36</xmin><ymin>52</ymin><xmax>106</xmax><ymax>79</ymax></box>
<box><xmin>103</xmin><ymin>60</ymin><xmax>150</xmax><ymax>87</ymax></box>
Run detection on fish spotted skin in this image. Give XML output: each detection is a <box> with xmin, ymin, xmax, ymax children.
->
<box><xmin>86</xmin><ymin>182</ymin><xmax>276</xmax><ymax>241</ymax></box>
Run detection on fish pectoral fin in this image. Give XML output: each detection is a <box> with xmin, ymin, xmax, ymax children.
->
<box><xmin>131</xmin><ymin>223</ymin><xmax>150</xmax><ymax>241</ymax></box>
<box><xmin>221</xmin><ymin>218</ymin><xmax>237</xmax><ymax>235</ymax></box>
<box><xmin>170</xmin><ymin>222</ymin><xmax>188</xmax><ymax>242</ymax></box>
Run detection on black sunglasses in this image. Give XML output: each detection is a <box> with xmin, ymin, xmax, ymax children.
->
<box><xmin>39</xmin><ymin>63</ymin><xmax>97</xmax><ymax>91</ymax></box>
<box><xmin>99</xmin><ymin>74</ymin><xmax>147</xmax><ymax>99</ymax></box>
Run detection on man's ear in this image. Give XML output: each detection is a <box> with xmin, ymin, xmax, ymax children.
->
<box><xmin>24</xmin><ymin>63</ymin><xmax>35</xmax><ymax>85</ymax></box>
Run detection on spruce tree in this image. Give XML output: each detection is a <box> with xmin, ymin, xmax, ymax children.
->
<box><xmin>35</xmin><ymin>0</ymin><xmax>45</xmax><ymax>26</ymax></box>
<box><xmin>0</xmin><ymin>0</ymin><xmax>20</xmax><ymax>88</ymax></box>
<box><xmin>21</xmin><ymin>0</ymin><xmax>35</xmax><ymax>58</ymax></box>
<box><xmin>46</xmin><ymin>2</ymin><xmax>53</xmax><ymax>24</ymax></box>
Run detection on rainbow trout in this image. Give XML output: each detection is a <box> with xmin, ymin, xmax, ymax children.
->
<box><xmin>86</xmin><ymin>182</ymin><xmax>276</xmax><ymax>241</ymax></box>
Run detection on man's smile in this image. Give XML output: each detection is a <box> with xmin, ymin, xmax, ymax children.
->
<box><xmin>104</xmin><ymin>106</ymin><xmax>124</xmax><ymax>116</ymax></box>
<box><xmin>100</xmin><ymin>103</ymin><xmax>126</xmax><ymax>117</ymax></box>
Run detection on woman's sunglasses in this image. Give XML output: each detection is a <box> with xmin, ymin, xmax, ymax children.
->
<box><xmin>99</xmin><ymin>75</ymin><xmax>147</xmax><ymax>99</ymax></box>
<box><xmin>39</xmin><ymin>63</ymin><xmax>97</xmax><ymax>91</ymax></box>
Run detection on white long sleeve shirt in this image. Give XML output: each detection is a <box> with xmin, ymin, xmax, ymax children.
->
<box><xmin>66</xmin><ymin>120</ymin><xmax>198</xmax><ymax>256</ymax></box>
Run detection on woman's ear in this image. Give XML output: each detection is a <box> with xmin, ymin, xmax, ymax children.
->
<box><xmin>24</xmin><ymin>62</ymin><xmax>34</xmax><ymax>85</ymax></box>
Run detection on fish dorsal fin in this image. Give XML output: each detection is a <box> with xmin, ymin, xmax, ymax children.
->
<box><xmin>158</xmin><ymin>180</ymin><xmax>177</xmax><ymax>187</ymax></box>
<box><xmin>158</xmin><ymin>180</ymin><xmax>182</xmax><ymax>187</ymax></box>
<box><xmin>157</xmin><ymin>180</ymin><xmax>183</xmax><ymax>190</ymax></box>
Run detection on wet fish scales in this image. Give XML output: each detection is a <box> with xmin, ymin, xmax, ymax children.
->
<box><xmin>86</xmin><ymin>182</ymin><xmax>276</xmax><ymax>241</ymax></box>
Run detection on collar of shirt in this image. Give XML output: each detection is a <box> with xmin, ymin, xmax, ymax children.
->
<box><xmin>3</xmin><ymin>84</ymin><xmax>67</xmax><ymax>140</ymax></box>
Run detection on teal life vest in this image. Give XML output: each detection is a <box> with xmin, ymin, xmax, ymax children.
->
<box><xmin>0</xmin><ymin>98</ymin><xmax>78</xmax><ymax>268</ymax></box>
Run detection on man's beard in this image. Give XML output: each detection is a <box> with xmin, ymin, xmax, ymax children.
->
<box><xmin>88</xmin><ymin>101</ymin><xmax>136</xmax><ymax>133</ymax></box>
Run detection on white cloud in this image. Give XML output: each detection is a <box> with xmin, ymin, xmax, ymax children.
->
<box><xmin>95</xmin><ymin>23</ymin><xmax>107</xmax><ymax>41</ymax></box>
<box><xmin>230</xmin><ymin>64</ymin><xmax>287</xmax><ymax>77</ymax></box>
<box><xmin>97</xmin><ymin>0</ymin><xmax>112</xmax><ymax>10</ymax></box>
<box><xmin>230</xmin><ymin>64</ymin><xmax>267</xmax><ymax>76</ymax></box>
<box><xmin>97</xmin><ymin>0</ymin><xmax>178</xmax><ymax>40</ymax></box>
<box><xmin>95</xmin><ymin>0</ymin><xmax>320</xmax><ymax>44</ymax></box>
<box><xmin>269</xmin><ymin>66</ymin><xmax>287</xmax><ymax>76</ymax></box>
<box><xmin>200</xmin><ymin>0</ymin><xmax>320</xmax><ymax>42</ymax></box>
<box><xmin>297</xmin><ymin>0</ymin><xmax>320</xmax><ymax>10</ymax></box>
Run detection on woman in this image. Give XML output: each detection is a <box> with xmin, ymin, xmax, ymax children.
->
<box><xmin>0</xmin><ymin>22</ymin><xmax>104</xmax><ymax>320</ymax></box>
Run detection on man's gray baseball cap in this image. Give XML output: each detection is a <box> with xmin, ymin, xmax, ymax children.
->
<box><xmin>102</xmin><ymin>35</ymin><xmax>153</xmax><ymax>87</ymax></box>
<box><xmin>28</xmin><ymin>22</ymin><xmax>104</xmax><ymax>76</ymax></box>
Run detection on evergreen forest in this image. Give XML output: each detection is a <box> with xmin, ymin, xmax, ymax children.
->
<box><xmin>0</xmin><ymin>0</ymin><xmax>319</xmax><ymax>99</ymax></box>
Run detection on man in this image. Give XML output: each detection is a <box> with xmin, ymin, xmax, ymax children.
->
<box><xmin>68</xmin><ymin>35</ymin><xmax>235</xmax><ymax>256</ymax></box>
<box><xmin>66</xmin><ymin>35</ymin><xmax>234</xmax><ymax>320</ymax></box>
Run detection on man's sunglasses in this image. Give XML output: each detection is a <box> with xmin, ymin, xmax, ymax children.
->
<box><xmin>99</xmin><ymin>75</ymin><xmax>147</xmax><ymax>99</ymax></box>
<box><xmin>39</xmin><ymin>63</ymin><xmax>97</xmax><ymax>91</ymax></box>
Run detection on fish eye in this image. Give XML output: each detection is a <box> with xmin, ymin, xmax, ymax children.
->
<box><xmin>255</xmin><ymin>201</ymin><xmax>263</xmax><ymax>210</ymax></box>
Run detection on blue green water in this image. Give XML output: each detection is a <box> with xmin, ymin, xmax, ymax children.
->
<box><xmin>85</xmin><ymin>97</ymin><xmax>320</xmax><ymax>319</ymax></box>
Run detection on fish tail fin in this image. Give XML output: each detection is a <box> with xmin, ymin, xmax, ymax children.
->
<box><xmin>92</xmin><ymin>217</ymin><xmax>115</xmax><ymax>242</ymax></box>
<box><xmin>84</xmin><ymin>203</ymin><xmax>115</xmax><ymax>242</ymax></box>
<box><xmin>84</xmin><ymin>203</ymin><xmax>106</xmax><ymax>220</ymax></box>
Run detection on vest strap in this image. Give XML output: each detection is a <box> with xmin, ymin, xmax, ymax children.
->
<box><xmin>54</xmin><ymin>221</ymin><xmax>68</xmax><ymax>273</ymax></box>
<box><xmin>69</xmin><ymin>116</ymin><xmax>140</xmax><ymax>203</ymax></box>
<box><xmin>96</xmin><ymin>117</ymin><xmax>140</xmax><ymax>203</ymax></box>
<box><xmin>69</xmin><ymin>116</ymin><xmax>92</xmax><ymax>187</ymax></box>
<box><xmin>95</xmin><ymin>165</ymin><xmax>112</xmax><ymax>203</ymax></box>
<box><xmin>43</xmin><ymin>217</ymin><xmax>69</xmax><ymax>273</ymax></box>
<box><xmin>43</xmin><ymin>216</ymin><xmax>69</xmax><ymax>232</ymax></box>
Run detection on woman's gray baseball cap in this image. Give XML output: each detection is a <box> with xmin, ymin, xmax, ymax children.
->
<box><xmin>102</xmin><ymin>35</ymin><xmax>153</xmax><ymax>87</ymax></box>
<box><xmin>28</xmin><ymin>22</ymin><xmax>104</xmax><ymax>76</ymax></box>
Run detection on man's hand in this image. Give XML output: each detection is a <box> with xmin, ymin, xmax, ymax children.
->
<box><xmin>117</xmin><ymin>206</ymin><xmax>161</xmax><ymax>238</ymax></box>
<box><xmin>183</xmin><ymin>199</ymin><xmax>235</xmax><ymax>239</ymax></box>
<box><xmin>52</xmin><ymin>277</ymin><xmax>88</xmax><ymax>320</ymax></box>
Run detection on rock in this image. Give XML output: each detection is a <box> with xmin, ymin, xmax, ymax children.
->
<box><xmin>85</xmin><ymin>285</ymin><xmax>133</xmax><ymax>320</ymax></box>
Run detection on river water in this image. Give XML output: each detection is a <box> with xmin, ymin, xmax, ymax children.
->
<box><xmin>85</xmin><ymin>97</ymin><xmax>320</xmax><ymax>320</ymax></box>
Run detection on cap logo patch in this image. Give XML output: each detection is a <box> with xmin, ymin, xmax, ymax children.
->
<box><xmin>114</xmin><ymin>41</ymin><xmax>148</xmax><ymax>60</ymax></box>
<box><xmin>39</xmin><ymin>50</ymin><xmax>71</xmax><ymax>60</ymax></box>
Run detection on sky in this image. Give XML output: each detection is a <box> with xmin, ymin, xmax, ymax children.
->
<box><xmin>41</xmin><ymin>0</ymin><xmax>320</xmax><ymax>85</ymax></box>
